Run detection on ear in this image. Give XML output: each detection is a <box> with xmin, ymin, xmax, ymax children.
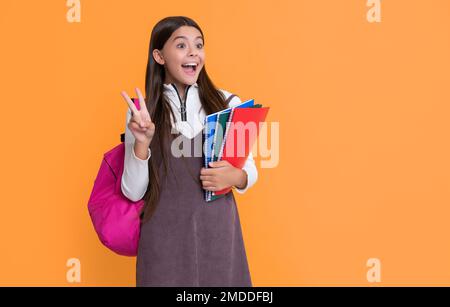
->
<box><xmin>152</xmin><ymin>49</ymin><xmax>165</xmax><ymax>65</ymax></box>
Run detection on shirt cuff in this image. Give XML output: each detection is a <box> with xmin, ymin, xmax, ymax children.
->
<box><xmin>233</xmin><ymin>169</ymin><xmax>249</xmax><ymax>194</ymax></box>
<box><xmin>131</xmin><ymin>145</ymin><xmax>151</xmax><ymax>162</ymax></box>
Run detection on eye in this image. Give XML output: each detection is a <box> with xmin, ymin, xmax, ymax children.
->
<box><xmin>177</xmin><ymin>43</ymin><xmax>185</xmax><ymax>48</ymax></box>
<box><xmin>197</xmin><ymin>43</ymin><xmax>204</xmax><ymax>49</ymax></box>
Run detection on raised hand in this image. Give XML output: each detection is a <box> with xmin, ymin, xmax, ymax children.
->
<box><xmin>121</xmin><ymin>88</ymin><xmax>155</xmax><ymax>145</ymax></box>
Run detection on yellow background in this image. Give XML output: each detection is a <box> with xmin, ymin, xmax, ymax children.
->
<box><xmin>1</xmin><ymin>0</ymin><xmax>449</xmax><ymax>286</ymax></box>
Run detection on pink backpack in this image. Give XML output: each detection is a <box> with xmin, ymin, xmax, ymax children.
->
<box><xmin>87</xmin><ymin>98</ymin><xmax>145</xmax><ymax>256</ymax></box>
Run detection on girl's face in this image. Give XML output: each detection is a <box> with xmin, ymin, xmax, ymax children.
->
<box><xmin>153</xmin><ymin>26</ymin><xmax>205</xmax><ymax>89</ymax></box>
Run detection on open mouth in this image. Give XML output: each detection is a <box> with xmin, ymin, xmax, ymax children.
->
<box><xmin>181</xmin><ymin>63</ymin><xmax>198</xmax><ymax>75</ymax></box>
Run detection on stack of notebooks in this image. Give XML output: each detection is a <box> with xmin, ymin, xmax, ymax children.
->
<box><xmin>202</xmin><ymin>98</ymin><xmax>270</xmax><ymax>202</ymax></box>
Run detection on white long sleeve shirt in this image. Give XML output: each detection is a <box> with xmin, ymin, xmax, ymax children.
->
<box><xmin>121</xmin><ymin>82</ymin><xmax>258</xmax><ymax>202</ymax></box>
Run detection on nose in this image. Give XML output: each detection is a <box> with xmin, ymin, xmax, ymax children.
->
<box><xmin>188</xmin><ymin>43</ymin><xmax>198</xmax><ymax>57</ymax></box>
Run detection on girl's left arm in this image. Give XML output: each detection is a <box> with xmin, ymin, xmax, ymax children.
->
<box><xmin>233</xmin><ymin>150</ymin><xmax>258</xmax><ymax>194</ymax></box>
<box><xmin>223</xmin><ymin>89</ymin><xmax>258</xmax><ymax>194</ymax></box>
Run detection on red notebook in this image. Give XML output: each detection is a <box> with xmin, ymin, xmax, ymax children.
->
<box><xmin>214</xmin><ymin>107</ymin><xmax>270</xmax><ymax>195</ymax></box>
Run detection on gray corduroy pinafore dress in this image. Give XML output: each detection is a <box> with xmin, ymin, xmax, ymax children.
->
<box><xmin>136</xmin><ymin>130</ymin><xmax>252</xmax><ymax>287</ymax></box>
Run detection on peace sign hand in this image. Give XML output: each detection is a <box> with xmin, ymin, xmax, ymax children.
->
<box><xmin>121</xmin><ymin>88</ymin><xmax>155</xmax><ymax>145</ymax></box>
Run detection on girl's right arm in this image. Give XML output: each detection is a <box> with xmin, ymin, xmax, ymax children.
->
<box><xmin>121</xmin><ymin>108</ymin><xmax>151</xmax><ymax>202</ymax></box>
<box><xmin>120</xmin><ymin>88</ymin><xmax>155</xmax><ymax>202</ymax></box>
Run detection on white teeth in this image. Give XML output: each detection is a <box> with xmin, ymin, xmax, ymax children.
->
<box><xmin>182</xmin><ymin>63</ymin><xmax>198</xmax><ymax>67</ymax></box>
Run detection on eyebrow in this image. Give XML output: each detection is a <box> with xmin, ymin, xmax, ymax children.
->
<box><xmin>173</xmin><ymin>35</ymin><xmax>204</xmax><ymax>42</ymax></box>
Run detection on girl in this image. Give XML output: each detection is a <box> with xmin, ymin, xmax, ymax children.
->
<box><xmin>120</xmin><ymin>16</ymin><xmax>258</xmax><ymax>287</ymax></box>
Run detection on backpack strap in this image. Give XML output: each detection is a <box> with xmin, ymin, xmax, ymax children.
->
<box><xmin>225</xmin><ymin>94</ymin><xmax>237</xmax><ymax>105</ymax></box>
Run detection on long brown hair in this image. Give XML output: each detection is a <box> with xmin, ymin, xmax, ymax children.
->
<box><xmin>140</xmin><ymin>16</ymin><xmax>232</xmax><ymax>224</ymax></box>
